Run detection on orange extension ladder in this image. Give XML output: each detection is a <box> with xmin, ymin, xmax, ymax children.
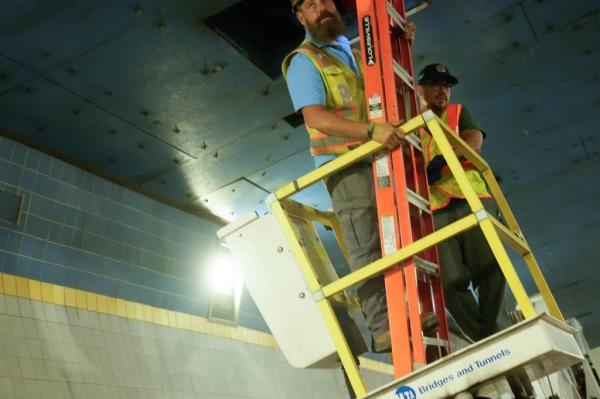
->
<box><xmin>357</xmin><ymin>0</ymin><xmax>450</xmax><ymax>377</ymax></box>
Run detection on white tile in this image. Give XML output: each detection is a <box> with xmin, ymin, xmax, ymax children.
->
<box><xmin>16</xmin><ymin>299</ymin><xmax>33</xmax><ymax>319</ymax></box>
<box><xmin>125</xmin><ymin>386</ymin><xmax>139</xmax><ymax>399</ymax></box>
<box><xmin>43</xmin><ymin>340</ymin><xmax>66</xmax><ymax>362</ymax></box>
<box><xmin>116</xmin><ymin>386</ymin><xmax>129</xmax><ymax>399</ymax></box>
<box><xmin>35</xmin><ymin>380</ymin><xmax>51</xmax><ymax>399</ymax></box>
<box><xmin>0</xmin><ymin>295</ymin><xmax>7</xmax><ymax>315</ymax></box>
<box><xmin>0</xmin><ymin>315</ymin><xmax>11</xmax><ymax>335</ymax></box>
<box><xmin>92</xmin><ymin>329</ymin><xmax>105</xmax><ymax>347</ymax></box>
<box><xmin>17</xmin><ymin>358</ymin><xmax>34</xmax><ymax>379</ymax></box>
<box><xmin>58</xmin><ymin>381</ymin><xmax>73</xmax><ymax>399</ymax></box>
<box><xmin>66</xmin><ymin>307</ymin><xmax>82</xmax><ymax>325</ymax></box>
<box><xmin>33</xmin><ymin>321</ymin><xmax>50</xmax><ymax>341</ymax></box>
<box><xmin>97</xmin><ymin>314</ymin><xmax>111</xmax><ymax>331</ymax></box>
<box><xmin>42</xmin><ymin>304</ymin><xmax>58</xmax><ymax>323</ymax></box>
<box><xmin>46</xmin><ymin>322</ymin><xmax>63</xmax><ymax>342</ymax></box>
<box><xmin>9</xmin><ymin>378</ymin><xmax>25</xmax><ymax>399</ymax></box>
<box><xmin>58</xmin><ymin>324</ymin><xmax>75</xmax><ymax>343</ymax></box>
<box><xmin>26</xmin><ymin>338</ymin><xmax>43</xmax><ymax>359</ymax></box>
<box><xmin>30</xmin><ymin>358</ymin><xmax>47</xmax><ymax>379</ymax></box>
<box><xmin>30</xmin><ymin>301</ymin><xmax>46</xmax><ymax>320</ymax></box>
<box><xmin>12</xmin><ymin>337</ymin><xmax>30</xmax><ymax>359</ymax></box>
<box><xmin>21</xmin><ymin>318</ymin><xmax>39</xmax><ymax>339</ymax></box>
<box><xmin>22</xmin><ymin>378</ymin><xmax>39</xmax><ymax>399</ymax></box>
<box><xmin>4</xmin><ymin>296</ymin><xmax>20</xmax><ymax>317</ymax></box>
<box><xmin>43</xmin><ymin>360</ymin><xmax>60</xmax><ymax>381</ymax></box>
<box><xmin>0</xmin><ymin>356</ymin><xmax>6</xmax><ymax>378</ymax></box>
<box><xmin>0</xmin><ymin>377</ymin><xmax>13</xmax><ymax>399</ymax></box>
<box><xmin>108</xmin><ymin>316</ymin><xmax>121</xmax><ymax>332</ymax></box>
<box><xmin>86</xmin><ymin>313</ymin><xmax>100</xmax><ymax>330</ymax></box>
<box><xmin>8</xmin><ymin>316</ymin><xmax>25</xmax><ymax>337</ymax></box>
<box><xmin>112</xmin><ymin>367</ymin><xmax>125</xmax><ymax>387</ymax></box>
<box><xmin>0</xmin><ymin>335</ymin><xmax>17</xmax><ymax>357</ymax></box>
<box><xmin>54</xmin><ymin>306</ymin><xmax>69</xmax><ymax>324</ymax></box>
<box><xmin>47</xmin><ymin>381</ymin><xmax>64</xmax><ymax>399</ymax></box>
<box><xmin>70</xmin><ymin>382</ymin><xmax>87</xmax><ymax>398</ymax></box>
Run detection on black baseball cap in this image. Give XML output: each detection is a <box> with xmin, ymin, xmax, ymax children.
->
<box><xmin>417</xmin><ymin>64</ymin><xmax>459</xmax><ymax>86</ymax></box>
<box><xmin>291</xmin><ymin>0</ymin><xmax>304</xmax><ymax>12</ymax></box>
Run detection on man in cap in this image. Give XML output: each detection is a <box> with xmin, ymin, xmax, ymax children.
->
<box><xmin>282</xmin><ymin>0</ymin><xmax>438</xmax><ymax>359</ymax></box>
<box><xmin>417</xmin><ymin>63</ymin><xmax>506</xmax><ymax>342</ymax></box>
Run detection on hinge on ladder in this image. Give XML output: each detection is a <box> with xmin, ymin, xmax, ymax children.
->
<box><xmin>423</xmin><ymin>337</ymin><xmax>449</xmax><ymax>348</ymax></box>
<box><xmin>404</xmin><ymin>132</ymin><xmax>422</xmax><ymax>151</ymax></box>
<box><xmin>407</xmin><ymin>189</ymin><xmax>431</xmax><ymax>214</ymax></box>
<box><xmin>413</xmin><ymin>256</ymin><xmax>438</xmax><ymax>275</ymax></box>
<box><xmin>386</xmin><ymin>3</ymin><xmax>407</xmax><ymax>27</ymax></box>
<box><xmin>393</xmin><ymin>59</ymin><xmax>415</xmax><ymax>90</ymax></box>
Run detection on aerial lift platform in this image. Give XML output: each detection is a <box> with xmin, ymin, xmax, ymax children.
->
<box><xmin>218</xmin><ymin>0</ymin><xmax>584</xmax><ymax>397</ymax></box>
<box><xmin>218</xmin><ymin>112</ymin><xmax>583</xmax><ymax>398</ymax></box>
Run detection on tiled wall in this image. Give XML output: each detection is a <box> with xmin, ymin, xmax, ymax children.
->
<box><xmin>0</xmin><ymin>291</ymin><xmax>391</xmax><ymax>399</ymax></box>
<box><xmin>0</xmin><ymin>136</ymin><xmax>266</xmax><ymax>331</ymax></box>
<box><xmin>0</xmin><ymin>137</ymin><xmax>393</xmax><ymax>398</ymax></box>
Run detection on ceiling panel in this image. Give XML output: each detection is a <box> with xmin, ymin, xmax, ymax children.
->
<box><xmin>413</xmin><ymin>2</ymin><xmax>536</xmax><ymax>75</ymax></box>
<box><xmin>142</xmin><ymin>124</ymin><xmax>308</xmax><ymax>201</ymax></box>
<box><xmin>44</xmin><ymin>4</ymin><xmax>293</xmax><ymax>159</ymax></box>
<box><xmin>0</xmin><ymin>54</ymin><xmax>36</xmax><ymax>94</ymax></box>
<box><xmin>523</xmin><ymin>0</ymin><xmax>599</xmax><ymax>40</ymax></box>
<box><xmin>0</xmin><ymin>0</ymin><xmax>161</xmax><ymax>72</ymax></box>
<box><xmin>195</xmin><ymin>178</ymin><xmax>269</xmax><ymax>222</ymax></box>
<box><xmin>411</xmin><ymin>0</ymin><xmax>523</xmax><ymax>50</ymax></box>
<box><xmin>0</xmin><ymin>77</ymin><xmax>193</xmax><ymax>180</ymax></box>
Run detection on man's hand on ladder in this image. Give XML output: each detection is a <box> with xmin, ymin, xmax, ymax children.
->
<box><xmin>371</xmin><ymin>122</ymin><xmax>406</xmax><ymax>149</ymax></box>
<box><xmin>404</xmin><ymin>21</ymin><xmax>416</xmax><ymax>45</ymax></box>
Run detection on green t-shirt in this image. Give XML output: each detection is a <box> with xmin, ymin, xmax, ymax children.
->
<box><xmin>458</xmin><ymin>105</ymin><xmax>485</xmax><ymax>137</ymax></box>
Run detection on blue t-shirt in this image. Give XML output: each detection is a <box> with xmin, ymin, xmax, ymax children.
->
<box><xmin>286</xmin><ymin>33</ymin><xmax>359</xmax><ymax>166</ymax></box>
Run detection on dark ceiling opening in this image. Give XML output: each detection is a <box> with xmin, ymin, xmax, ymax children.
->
<box><xmin>204</xmin><ymin>0</ymin><xmax>364</xmax><ymax>80</ymax></box>
<box><xmin>205</xmin><ymin>0</ymin><xmax>305</xmax><ymax>79</ymax></box>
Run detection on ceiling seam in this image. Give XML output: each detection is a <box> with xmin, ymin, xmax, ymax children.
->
<box><xmin>0</xmin><ymin>52</ymin><xmax>197</xmax><ymax>160</ymax></box>
<box><xmin>519</xmin><ymin>1</ymin><xmax>539</xmax><ymax>42</ymax></box>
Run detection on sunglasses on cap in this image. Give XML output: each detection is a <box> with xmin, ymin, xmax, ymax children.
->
<box><xmin>291</xmin><ymin>0</ymin><xmax>305</xmax><ymax>13</ymax></box>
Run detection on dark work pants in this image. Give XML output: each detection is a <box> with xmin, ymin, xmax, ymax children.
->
<box><xmin>433</xmin><ymin>198</ymin><xmax>506</xmax><ymax>342</ymax></box>
<box><xmin>325</xmin><ymin>162</ymin><xmax>389</xmax><ymax>338</ymax></box>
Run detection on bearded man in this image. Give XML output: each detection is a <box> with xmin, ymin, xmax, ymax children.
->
<box><xmin>281</xmin><ymin>0</ymin><xmax>433</xmax><ymax>357</ymax></box>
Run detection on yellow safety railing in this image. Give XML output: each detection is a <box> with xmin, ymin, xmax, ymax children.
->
<box><xmin>267</xmin><ymin>110</ymin><xmax>563</xmax><ymax>397</ymax></box>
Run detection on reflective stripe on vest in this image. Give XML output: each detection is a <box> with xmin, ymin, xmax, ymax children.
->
<box><xmin>282</xmin><ymin>41</ymin><xmax>367</xmax><ymax>156</ymax></box>
<box><xmin>420</xmin><ymin>104</ymin><xmax>491</xmax><ymax>211</ymax></box>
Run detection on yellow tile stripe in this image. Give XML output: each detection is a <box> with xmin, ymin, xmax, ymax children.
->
<box><xmin>0</xmin><ymin>272</ymin><xmax>392</xmax><ymax>375</ymax></box>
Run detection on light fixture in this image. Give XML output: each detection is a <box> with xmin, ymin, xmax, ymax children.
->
<box><xmin>208</xmin><ymin>252</ymin><xmax>240</xmax><ymax>295</ymax></box>
<box><xmin>207</xmin><ymin>251</ymin><xmax>244</xmax><ymax>325</ymax></box>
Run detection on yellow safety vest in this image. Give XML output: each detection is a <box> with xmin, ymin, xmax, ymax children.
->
<box><xmin>282</xmin><ymin>41</ymin><xmax>367</xmax><ymax>156</ymax></box>
<box><xmin>420</xmin><ymin>104</ymin><xmax>491</xmax><ymax>211</ymax></box>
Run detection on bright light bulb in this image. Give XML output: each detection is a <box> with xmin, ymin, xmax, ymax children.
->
<box><xmin>209</xmin><ymin>253</ymin><xmax>238</xmax><ymax>294</ymax></box>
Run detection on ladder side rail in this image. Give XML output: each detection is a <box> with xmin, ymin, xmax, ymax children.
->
<box><xmin>359</xmin><ymin>0</ymin><xmax>416</xmax><ymax>376</ymax></box>
<box><xmin>375</xmin><ymin>0</ymin><xmax>444</xmax><ymax>372</ymax></box>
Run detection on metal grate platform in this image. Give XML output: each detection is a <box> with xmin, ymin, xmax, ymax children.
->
<box><xmin>365</xmin><ymin>313</ymin><xmax>583</xmax><ymax>399</ymax></box>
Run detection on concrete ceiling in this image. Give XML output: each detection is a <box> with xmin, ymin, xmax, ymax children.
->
<box><xmin>0</xmin><ymin>0</ymin><xmax>598</xmax><ymax>346</ymax></box>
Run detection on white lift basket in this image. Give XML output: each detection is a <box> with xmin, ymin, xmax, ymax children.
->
<box><xmin>218</xmin><ymin>212</ymin><xmax>340</xmax><ymax>369</ymax></box>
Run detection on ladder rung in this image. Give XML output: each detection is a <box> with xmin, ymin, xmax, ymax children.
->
<box><xmin>404</xmin><ymin>132</ymin><xmax>422</xmax><ymax>151</ymax></box>
<box><xmin>407</xmin><ymin>188</ymin><xmax>431</xmax><ymax>214</ymax></box>
<box><xmin>392</xmin><ymin>59</ymin><xmax>415</xmax><ymax>90</ymax></box>
<box><xmin>387</xmin><ymin>2</ymin><xmax>407</xmax><ymax>29</ymax></box>
<box><xmin>413</xmin><ymin>256</ymin><xmax>438</xmax><ymax>275</ymax></box>
<box><xmin>423</xmin><ymin>337</ymin><xmax>449</xmax><ymax>348</ymax></box>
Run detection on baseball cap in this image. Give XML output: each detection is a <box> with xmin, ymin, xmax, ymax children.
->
<box><xmin>417</xmin><ymin>64</ymin><xmax>458</xmax><ymax>86</ymax></box>
<box><xmin>291</xmin><ymin>0</ymin><xmax>305</xmax><ymax>12</ymax></box>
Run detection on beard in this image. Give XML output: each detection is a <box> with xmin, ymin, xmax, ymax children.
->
<box><xmin>305</xmin><ymin>10</ymin><xmax>346</xmax><ymax>43</ymax></box>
